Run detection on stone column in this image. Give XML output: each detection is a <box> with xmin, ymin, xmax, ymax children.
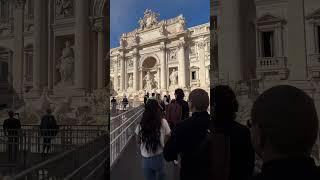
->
<box><xmin>75</xmin><ymin>0</ymin><xmax>90</xmax><ymax>90</ymax></box>
<box><xmin>124</xmin><ymin>60</ymin><xmax>127</xmax><ymax>90</ymax></box>
<box><xmin>13</xmin><ymin>0</ymin><xmax>26</xmax><ymax>97</ymax></box>
<box><xmin>288</xmin><ymin>0</ymin><xmax>307</xmax><ymax>80</ymax></box>
<box><xmin>178</xmin><ymin>38</ymin><xmax>186</xmax><ymax>88</ymax></box>
<box><xmin>32</xmin><ymin>0</ymin><xmax>48</xmax><ymax>92</ymax></box>
<box><xmin>160</xmin><ymin>43</ymin><xmax>167</xmax><ymax>90</ymax></box>
<box><xmin>120</xmin><ymin>53</ymin><xmax>125</xmax><ymax>91</ymax></box>
<box><xmin>113</xmin><ymin>57</ymin><xmax>118</xmax><ymax>91</ymax></box>
<box><xmin>140</xmin><ymin>69</ymin><xmax>143</xmax><ymax>90</ymax></box>
<box><xmin>198</xmin><ymin>41</ymin><xmax>206</xmax><ymax>86</ymax></box>
<box><xmin>218</xmin><ymin>0</ymin><xmax>256</xmax><ymax>82</ymax></box>
<box><xmin>133</xmin><ymin>48</ymin><xmax>139</xmax><ymax>91</ymax></box>
<box><xmin>95</xmin><ymin>19</ymin><xmax>106</xmax><ymax>89</ymax></box>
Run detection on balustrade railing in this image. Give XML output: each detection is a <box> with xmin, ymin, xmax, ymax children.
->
<box><xmin>308</xmin><ymin>54</ymin><xmax>320</xmax><ymax>67</ymax></box>
<box><xmin>110</xmin><ymin>105</ymin><xmax>144</xmax><ymax>167</ymax></box>
<box><xmin>256</xmin><ymin>57</ymin><xmax>287</xmax><ymax>70</ymax></box>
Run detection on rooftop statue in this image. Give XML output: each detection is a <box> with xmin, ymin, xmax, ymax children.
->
<box><xmin>138</xmin><ymin>9</ymin><xmax>160</xmax><ymax>30</ymax></box>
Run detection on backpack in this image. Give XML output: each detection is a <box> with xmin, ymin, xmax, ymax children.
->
<box><xmin>166</xmin><ymin>101</ymin><xmax>182</xmax><ymax>126</ymax></box>
<box><xmin>195</xmin><ymin>122</ymin><xmax>231</xmax><ymax>180</ymax></box>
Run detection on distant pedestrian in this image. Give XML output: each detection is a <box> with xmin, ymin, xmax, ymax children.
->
<box><xmin>122</xmin><ymin>96</ymin><xmax>129</xmax><ymax>110</ymax></box>
<box><xmin>3</xmin><ymin>111</ymin><xmax>21</xmax><ymax>161</ymax></box>
<box><xmin>174</xmin><ymin>88</ymin><xmax>189</xmax><ymax>121</ymax></box>
<box><xmin>40</xmin><ymin>109</ymin><xmax>58</xmax><ymax>157</ymax></box>
<box><xmin>144</xmin><ymin>93</ymin><xmax>150</xmax><ymax>106</ymax></box>
<box><xmin>135</xmin><ymin>99</ymin><xmax>171</xmax><ymax>180</ymax></box>
<box><xmin>111</xmin><ymin>97</ymin><xmax>117</xmax><ymax>113</ymax></box>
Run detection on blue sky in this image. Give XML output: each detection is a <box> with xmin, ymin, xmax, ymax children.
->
<box><xmin>110</xmin><ymin>0</ymin><xmax>210</xmax><ymax>48</ymax></box>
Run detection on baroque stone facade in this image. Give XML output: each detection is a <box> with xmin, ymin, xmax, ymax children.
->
<box><xmin>0</xmin><ymin>0</ymin><xmax>107</xmax><ymax>125</ymax></box>
<box><xmin>110</xmin><ymin>9</ymin><xmax>210</xmax><ymax>100</ymax></box>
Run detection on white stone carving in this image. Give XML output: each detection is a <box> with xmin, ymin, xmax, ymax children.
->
<box><xmin>159</xmin><ymin>23</ymin><xmax>166</xmax><ymax>35</ymax></box>
<box><xmin>127</xmin><ymin>58</ymin><xmax>133</xmax><ymax>67</ymax></box>
<box><xmin>55</xmin><ymin>0</ymin><xmax>74</xmax><ymax>18</ymax></box>
<box><xmin>169</xmin><ymin>49</ymin><xmax>177</xmax><ymax>61</ymax></box>
<box><xmin>138</xmin><ymin>9</ymin><xmax>160</xmax><ymax>30</ymax></box>
<box><xmin>143</xmin><ymin>71</ymin><xmax>155</xmax><ymax>90</ymax></box>
<box><xmin>177</xmin><ymin>15</ymin><xmax>185</xmax><ymax>32</ymax></box>
<box><xmin>128</xmin><ymin>74</ymin><xmax>133</xmax><ymax>88</ymax></box>
<box><xmin>56</xmin><ymin>41</ymin><xmax>74</xmax><ymax>86</ymax></box>
<box><xmin>169</xmin><ymin>68</ymin><xmax>178</xmax><ymax>86</ymax></box>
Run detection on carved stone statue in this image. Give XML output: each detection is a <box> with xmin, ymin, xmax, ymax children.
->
<box><xmin>128</xmin><ymin>74</ymin><xmax>133</xmax><ymax>88</ymax></box>
<box><xmin>177</xmin><ymin>15</ymin><xmax>185</xmax><ymax>31</ymax></box>
<box><xmin>154</xmin><ymin>70</ymin><xmax>159</xmax><ymax>88</ymax></box>
<box><xmin>138</xmin><ymin>9</ymin><xmax>159</xmax><ymax>30</ymax></box>
<box><xmin>170</xmin><ymin>69</ymin><xmax>178</xmax><ymax>86</ymax></box>
<box><xmin>120</xmin><ymin>37</ymin><xmax>127</xmax><ymax>47</ymax></box>
<box><xmin>55</xmin><ymin>0</ymin><xmax>73</xmax><ymax>18</ymax></box>
<box><xmin>56</xmin><ymin>41</ymin><xmax>74</xmax><ymax>86</ymax></box>
<box><xmin>159</xmin><ymin>23</ymin><xmax>166</xmax><ymax>35</ymax></box>
<box><xmin>139</xmin><ymin>18</ymin><xmax>146</xmax><ymax>29</ymax></box>
<box><xmin>144</xmin><ymin>71</ymin><xmax>154</xmax><ymax>90</ymax></box>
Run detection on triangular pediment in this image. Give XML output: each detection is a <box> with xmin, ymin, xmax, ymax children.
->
<box><xmin>306</xmin><ymin>8</ymin><xmax>320</xmax><ymax>20</ymax></box>
<box><xmin>256</xmin><ymin>13</ymin><xmax>285</xmax><ymax>25</ymax></box>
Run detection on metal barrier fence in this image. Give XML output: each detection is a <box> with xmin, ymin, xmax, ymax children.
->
<box><xmin>110</xmin><ymin>106</ymin><xmax>144</xmax><ymax>167</ymax></box>
<box><xmin>12</xmin><ymin>133</ymin><xmax>108</xmax><ymax>180</ymax></box>
<box><xmin>0</xmin><ymin>128</ymin><xmax>106</xmax><ymax>155</ymax></box>
<box><xmin>110</xmin><ymin>105</ymin><xmax>144</xmax><ymax>131</ymax></box>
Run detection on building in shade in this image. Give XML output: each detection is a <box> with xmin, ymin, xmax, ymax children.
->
<box><xmin>110</xmin><ymin>9</ymin><xmax>210</xmax><ymax>100</ymax></box>
<box><xmin>0</xmin><ymin>0</ymin><xmax>108</xmax><ymax>125</ymax></box>
<box><xmin>211</xmin><ymin>0</ymin><xmax>320</xmax><ymax>165</ymax></box>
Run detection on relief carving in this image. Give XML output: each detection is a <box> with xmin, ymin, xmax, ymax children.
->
<box><xmin>55</xmin><ymin>0</ymin><xmax>74</xmax><ymax>18</ymax></box>
<box><xmin>169</xmin><ymin>49</ymin><xmax>177</xmax><ymax>61</ymax></box>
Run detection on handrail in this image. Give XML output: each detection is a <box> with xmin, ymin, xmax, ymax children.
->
<box><xmin>111</xmin><ymin>105</ymin><xmax>143</xmax><ymax>120</ymax></box>
<box><xmin>110</xmin><ymin>111</ymin><xmax>143</xmax><ymax>145</ymax></box>
<box><xmin>110</xmin><ymin>108</ymin><xmax>144</xmax><ymax>134</ymax></box>
<box><xmin>13</xmin><ymin>149</ymin><xmax>75</xmax><ymax>179</ymax></box>
<box><xmin>110</xmin><ymin>106</ymin><xmax>144</xmax><ymax>167</ymax></box>
<box><xmin>64</xmin><ymin>148</ymin><xmax>107</xmax><ymax>179</ymax></box>
<box><xmin>12</xmin><ymin>132</ymin><xmax>108</xmax><ymax>179</ymax></box>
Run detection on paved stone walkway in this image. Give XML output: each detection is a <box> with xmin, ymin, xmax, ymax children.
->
<box><xmin>110</xmin><ymin>138</ymin><xmax>180</xmax><ymax>180</ymax></box>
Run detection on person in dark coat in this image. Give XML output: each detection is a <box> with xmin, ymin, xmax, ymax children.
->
<box><xmin>40</xmin><ymin>109</ymin><xmax>58</xmax><ymax>157</ymax></box>
<box><xmin>3</xmin><ymin>111</ymin><xmax>21</xmax><ymax>161</ymax></box>
<box><xmin>249</xmin><ymin>85</ymin><xmax>320</xmax><ymax>180</ymax></box>
<box><xmin>211</xmin><ymin>85</ymin><xmax>255</xmax><ymax>180</ymax></box>
<box><xmin>164</xmin><ymin>89</ymin><xmax>210</xmax><ymax>180</ymax></box>
<box><xmin>174</xmin><ymin>88</ymin><xmax>189</xmax><ymax>121</ymax></box>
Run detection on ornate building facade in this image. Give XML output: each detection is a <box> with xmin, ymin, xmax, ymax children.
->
<box><xmin>0</xmin><ymin>0</ymin><xmax>107</xmax><ymax>124</ymax></box>
<box><xmin>110</xmin><ymin>10</ymin><xmax>210</xmax><ymax>100</ymax></box>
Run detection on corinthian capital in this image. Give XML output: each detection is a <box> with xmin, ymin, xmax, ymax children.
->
<box><xmin>15</xmin><ymin>0</ymin><xmax>26</xmax><ymax>9</ymax></box>
<box><xmin>177</xmin><ymin>41</ymin><xmax>186</xmax><ymax>50</ymax></box>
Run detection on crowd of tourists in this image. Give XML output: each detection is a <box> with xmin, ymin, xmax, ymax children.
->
<box><xmin>135</xmin><ymin>85</ymin><xmax>320</xmax><ymax>180</ymax></box>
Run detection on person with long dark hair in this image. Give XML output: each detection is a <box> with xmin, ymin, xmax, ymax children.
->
<box><xmin>135</xmin><ymin>99</ymin><xmax>171</xmax><ymax>180</ymax></box>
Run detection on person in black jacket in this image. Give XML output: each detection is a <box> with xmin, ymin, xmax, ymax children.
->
<box><xmin>174</xmin><ymin>88</ymin><xmax>189</xmax><ymax>121</ymax></box>
<box><xmin>40</xmin><ymin>109</ymin><xmax>58</xmax><ymax>157</ymax></box>
<box><xmin>164</xmin><ymin>88</ymin><xmax>210</xmax><ymax>180</ymax></box>
<box><xmin>211</xmin><ymin>85</ymin><xmax>255</xmax><ymax>180</ymax></box>
<box><xmin>3</xmin><ymin>111</ymin><xmax>21</xmax><ymax>161</ymax></box>
<box><xmin>249</xmin><ymin>85</ymin><xmax>320</xmax><ymax>180</ymax></box>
